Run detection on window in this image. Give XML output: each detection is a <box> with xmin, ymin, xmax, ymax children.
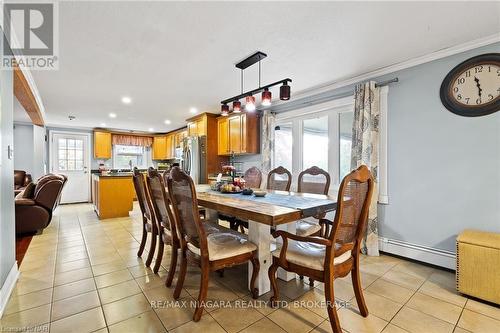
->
<box><xmin>273</xmin><ymin>97</ymin><xmax>354</xmax><ymax>188</ymax></box>
<box><xmin>274</xmin><ymin>122</ymin><xmax>293</xmax><ymax>173</ymax></box>
<box><xmin>113</xmin><ymin>145</ymin><xmax>151</xmax><ymax>169</ymax></box>
<box><xmin>303</xmin><ymin>116</ymin><xmax>328</xmax><ymax>171</ymax></box>
<box><xmin>339</xmin><ymin>112</ymin><xmax>354</xmax><ymax>180</ymax></box>
<box><xmin>58</xmin><ymin>138</ymin><xmax>84</xmax><ymax>171</ymax></box>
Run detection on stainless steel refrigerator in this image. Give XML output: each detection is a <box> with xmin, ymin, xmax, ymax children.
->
<box><xmin>180</xmin><ymin>136</ymin><xmax>207</xmax><ymax>184</ymax></box>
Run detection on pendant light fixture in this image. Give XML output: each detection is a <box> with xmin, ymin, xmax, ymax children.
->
<box><xmin>220</xmin><ymin>51</ymin><xmax>292</xmax><ymax>115</ymax></box>
<box><xmin>233</xmin><ymin>101</ymin><xmax>241</xmax><ymax>113</ymax></box>
<box><xmin>245</xmin><ymin>96</ymin><xmax>256</xmax><ymax>112</ymax></box>
<box><xmin>262</xmin><ymin>88</ymin><xmax>272</xmax><ymax>106</ymax></box>
<box><xmin>221</xmin><ymin>104</ymin><xmax>229</xmax><ymax>116</ymax></box>
<box><xmin>280</xmin><ymin>82</ymin><xmax>291</xmax><ymax>100</ymax></box>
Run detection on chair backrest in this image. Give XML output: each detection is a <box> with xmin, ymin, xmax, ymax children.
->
<box><xmin>132</xmin><ymin>167</ymin><xmax>153</xmax><ymax>221</ymax></box>
<box><xmin>297</xmin><ymin>166</ymin><xmax>330</xmax><ymax>195</ymax></box>
<box><xmin>328</xmin><ymin>165</ymin><xmax>374</xmax><ymax>254</ymax></box>
<box><xmin>33</xmin><ymin>174</ymin><xmax>66</xmax><ymax>212</ymax></box>
<box><xmin>14</xmin><ymin>170</ymin><xmax>27</xmax><ymax>188</ymax></box>
<box><xmin>146</xmin><ymin>168</ymin><xmax>176</xmax><ymax>234</ymax></box>
<box><xmin>167</xmin><ymin>166</ymin><xmax>208</xmax><ymax>254</ymax></box>
<box><xmin>267</xmin><ymin>166</ymin><xmax>292</xmax><ymax>191</ymax></box>
<box><xmin>162</xmin><ymin>169</ymin><xmax>170</xmax><ymax>185</ymax></box>
<box><xmin>244</xmin><ymin>166</ymin><xmax>262</xmax><ymax>189</ymax></box>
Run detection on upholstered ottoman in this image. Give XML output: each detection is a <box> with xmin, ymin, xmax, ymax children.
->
<box><xmin>456</xmin><ymin>230</ymin><xmax>500</xmax><ymax>305</ymax></box>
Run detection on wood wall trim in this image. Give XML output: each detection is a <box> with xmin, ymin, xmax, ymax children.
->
<box><xmin>13</xmin><ymin>66</ymin><xmax>44</xmax><ymax>126</ymax></box>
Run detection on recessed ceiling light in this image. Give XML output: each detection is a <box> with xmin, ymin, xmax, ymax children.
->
<box><xmin>148</xmin><ymin>128</ymin><xmax>154</xmax><ymax>132</ymax></box>
<box><xmin>121</xmin><ymin>96</ymin><xmax>132</xmax><ymax>104</ymax></box>
<box><xmin>100</xmin><ymin>123</ymin><xmax>106</xmax><ymax>127</ymax></box>
<box><xmin>109</xmin><ymin>113</ymin><xmax>117</xmax><ymax>118</ymax></box>
<box><xmin>164</xmin><ymin>119</ymin><xmax>171</xmax><ymax>125</ymax></box>
<box><xmin>189</xmin><ymin>107</ymin><xmax>198</xmax><ymax>114</ymax></box>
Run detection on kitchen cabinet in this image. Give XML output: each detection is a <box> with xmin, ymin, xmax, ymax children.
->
<box><xmin>92</xmin><ymin>174</ymin><xmax>135</xmax><ymax>219</ymax></box>
<box><xmin>152</xmin><ymin>136</ymin><xmax>168</xmax><ymax>160</ymax></box>
<box><xmin>217</xmin><ymin>113</ymin><xmax>259</xmax><ymax>155</ymax></box>
<box><xmin>94</xmin><ymin>131</ymin><xmax>112</xmax><ymax>159</ymax></box>
<box><xmin>228</xmin><ymin>115</ymin><xmax>242</xmax><ymax>153</ymax></box>
<box><xmin>185</xmin><ymin>112</ymin><xmax>228</xmax><ymax>180</ymax></box>
<box><xmin>166</xmin><ymin>133</ymin><xmax>174</xmax><ymax>159</ymax></box>
<box><xmin>174</xmin><ymin>129</ymin><xmax>187</xmax><ymax>149</ymax></box>
<box><xmin>187</xmin><ymin>116</ymin><xmax>207</xmax><ymax>137</ymax></box>
<box><xmin>217</xmin><ymin>117</ymin><xmax>229</xmax><ymax>155</ymax></box>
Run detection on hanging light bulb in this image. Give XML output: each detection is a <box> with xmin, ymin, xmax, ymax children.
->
<box><xmin>221</xmin><ymin>104</ymin><xmax>229</xmax><ymax>116</ymax></box>
<box><xmin>280</xmin><ymin>81</ymin><xmax>291</xmax><ymax>100</ymax></box>
<box><xmin>261</xmin><ymin>88</ymin><xmax>272</xmax><ymax>106</ymax></box>
<box><xmin>233</xmin><ymin>100</ymin><xmax>241</xmax><ymax>113</ymax></box>
<box><xmin>245</xmin><ymin>95</ymin><xmax>256</xmax><ymax>112</ymax></box>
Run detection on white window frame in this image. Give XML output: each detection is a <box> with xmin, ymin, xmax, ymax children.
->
<box><xmin>112</xmin><ymin>144</ymin><xmax>152</xmax><ymax>170</ymax></box>
<box><xmin>274</xmin><ymin>92</ymin><xmax>389</xmax><ymax>203</ymax></box>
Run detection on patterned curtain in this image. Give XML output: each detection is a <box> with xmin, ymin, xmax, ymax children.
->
<box><xmin>112</xmin><ymin>134</ymin><xmax>153</xmax><ymax>147</ymax></box>
<box><xmin>261</xmin><ymin>110</ymin><xmax>276</xmax><ymax>188</ymax></box>
<box><xmin>351</xmin><ymin>81</ymin><xmax>380</xmax><ymax>256</ymax></box>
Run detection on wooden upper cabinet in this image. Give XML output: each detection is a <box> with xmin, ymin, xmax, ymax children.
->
<box><xmin>217</xmin><ymin>117</ymin><xmax>229</xmax><ymax>155</ymax></box>
<box><xmin>228</xmin><ymin>115</ymin><xmax>241</xmax><ymax>154</ymax></box>
<box><xmin>217</xmin><ymin>113</ymin><xmax>259</xmax><ymax>156</ymax></box>
<box><xmin>152</xmin><ymin>136</ymin><xmax>167</xmax><ymax>160</ymax></box>
<box><xmin>188</xmin><ymin>121</ymin><xmax>198</xmax><ymax>136</ymax></box>
<box><xmin>94</xmin><ymin>131</ymin><xmax>112</xmax><ymax>159</ymax></box>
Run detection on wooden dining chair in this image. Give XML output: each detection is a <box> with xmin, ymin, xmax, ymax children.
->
<box><xmin>268</xmin><ymin>165</ymin><xmax>374</xmax><ymax>333</ymax></box>
<box><xmin>296</xmin><ymin>166</ymin><xmax>331</xmax><ymax>237</ymax></box>
<box><xmin>230</xmin><ymin>166</ymin><xmax>263</xmax><ymax>232</ymax></box>
<box><xmin>145</xmin><ymin>169</ymin><xmax>179</xmax><ymax>282</ymax></box>
<box><xmin>267</xmin><ymin>166</ymin><xmax>292</xmax><ymax>191</ymax></box>
<box><xmin>132</xmin><ymin>168</ymin><xmax>157</xmax><ymax>268</ymax></box>
<box><xmin>244</xmin><ymin>166</ymin><xmax>263</xmax><ymax>189</ymax></box>
<box><xmin>167</xmin><ymin>166</ymin><xmax>260</xmax><ymax>321</ymax></box>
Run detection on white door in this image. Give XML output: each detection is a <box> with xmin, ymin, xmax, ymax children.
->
<box><xmin>50</xmin><ymin>132</ymin><xmax>90</xmax><ymax>203</ymax></box>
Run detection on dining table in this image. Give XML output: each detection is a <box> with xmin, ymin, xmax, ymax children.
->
<box><xmin>195</xmin><ymin>187</ymin><xmax>339</xmax><ymax>296</ymax></box>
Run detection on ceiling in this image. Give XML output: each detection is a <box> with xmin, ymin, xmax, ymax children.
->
<box><xmin>31</xmin><ymin>1</ymin><xmax>500</xmax><ymax>132</ymax></box>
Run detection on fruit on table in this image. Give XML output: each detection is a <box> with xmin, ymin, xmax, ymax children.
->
<box><xmin>221</xmin><ymin>184</ymin><xmax>241</xmax><ymax>192</ymax></box>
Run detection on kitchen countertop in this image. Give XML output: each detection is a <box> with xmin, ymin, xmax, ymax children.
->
<box><xmin>93</xmin><ymin>173</ymin><xmax>134</xmax><ymax>178</ymax></box>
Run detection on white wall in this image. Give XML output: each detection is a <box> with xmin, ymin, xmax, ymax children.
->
<box><xmin>13</xmin><ymin>124</ymin><xmax>34</xmax><ymax>172</ymax></box>
<box><xmin>32</xmin><ymin>125</ymin><xmax>46</xmax><ymax>179</ymax></box>
<box><xmin>13</xmin><ymin>124</ymin><xmax>46</xmax><ymax>180</ymax></box>
<box><xmin>0</xmin><ymin>62</ymin><xmax>17</xmax><ymax>314</ymax></box>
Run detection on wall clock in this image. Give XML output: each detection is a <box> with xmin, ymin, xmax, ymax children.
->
<box><xmin>440</xmin><ymin>53</ymin><xmax>500</xmax><ymax>117</ymax></box>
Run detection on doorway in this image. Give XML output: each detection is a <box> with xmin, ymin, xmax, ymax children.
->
<box><xmin>49</xmin><ymin>131</ymin><xmax>91</xmax><ymax>203</ymax></box>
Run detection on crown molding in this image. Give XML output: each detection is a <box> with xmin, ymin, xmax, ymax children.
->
<box><xmin>285</xmin><ymin>33</ymin><xmax>500</xmax><ymax>102</ymax></box>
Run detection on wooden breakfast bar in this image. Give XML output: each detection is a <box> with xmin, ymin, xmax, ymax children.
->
<box><xmin>196</xmin><ymin>189</ymin><xmax>338</xmax><ymax>295</ymax></box>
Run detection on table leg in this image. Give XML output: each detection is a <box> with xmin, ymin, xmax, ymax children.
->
<box><xmin>248</xmin><ymin>221</ymin><xmax>271</xmax><ymax>296</ymax></box>
<box><xmin>276</xmin><ymin>222</ymin><xmax>297</xmax><ymax>281</ymax></box>
<box><xmin>203</xmin><ymin>208</ymin><xmax>219</xmax><ymax>223</ymax></box>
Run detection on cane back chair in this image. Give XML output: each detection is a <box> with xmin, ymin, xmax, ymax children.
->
<box><xmin>132</xmin><ymin>167</ymin><xmax>157</xmax><ymax>268</ymax></box>
<box><xmin>268</xmin><ymin>165</ymin><xmax>374</xmax><ymax>333</ymax></box>
<box><xmin>167</xmin><ymin>166</ymin><xmax>260</xmax><ymax>321</ymax></box>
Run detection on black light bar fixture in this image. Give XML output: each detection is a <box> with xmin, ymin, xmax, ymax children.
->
<box><xmin>220</xmin><ymin>51</ymin><xmax>292</xmax><ymax>115</ymax></box>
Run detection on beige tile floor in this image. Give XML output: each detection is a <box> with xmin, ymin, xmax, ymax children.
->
<box><xmin>1</xmin><ymin>203</ymin><xmax>499</xmax><ymax>333</ymax></box>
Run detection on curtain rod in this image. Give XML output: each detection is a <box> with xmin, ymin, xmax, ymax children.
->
<box><xmin>375</xmin><ymin>77</ymin><xmax>398</xmax><ymax>87</ymax></box>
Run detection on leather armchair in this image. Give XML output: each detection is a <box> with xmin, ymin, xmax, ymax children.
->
<box><xmin>14</xmin><ymin>170</ymin><xmax>33</xmax><ymax>195</ymax></box>
<box><xmin>15</xmin><ymin>174</ymin><xmax>67</xmax><ymax>234</ymax></box>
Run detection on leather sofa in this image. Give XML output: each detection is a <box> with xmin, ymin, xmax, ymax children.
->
<box><xmin>15</xmin><ymin>174</ymin><xmax>67</xmax><ymax>234</ymax></box>
<box><xmin>14</xmin><ymin>170</ymin><xmax>33</xmax><ymax>195</ymax></box>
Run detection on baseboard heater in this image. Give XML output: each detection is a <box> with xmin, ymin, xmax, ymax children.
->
<box><xmin>378</xmin><ymin>237</ymin><xmax>456</xmax><ymax>270</ymax></box>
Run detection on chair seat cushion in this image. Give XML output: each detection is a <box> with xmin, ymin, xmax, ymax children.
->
<box><xmin>296</xmin><ymin>217</ymin><xmax>322</xmax><ymax>237</ymax></box>
<box><xmin>272</xmin><ymin>240</ymin><xmax>351</xmax><ymax>271</ymax></box>
<box><xmin>188</xmin><ymin>226</ymin><xmax>257</xmax><ymax>261</ymax></box>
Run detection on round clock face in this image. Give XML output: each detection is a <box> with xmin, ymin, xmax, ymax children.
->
<box><xmin>451</xmin><ymin>63</ymin><xmax>499</xmax><ymax>106</ymax></box>
<box><xmin>440</xmin><ymin>53</ymin><xmax>500</xmax><ymax>117</ymax></box>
